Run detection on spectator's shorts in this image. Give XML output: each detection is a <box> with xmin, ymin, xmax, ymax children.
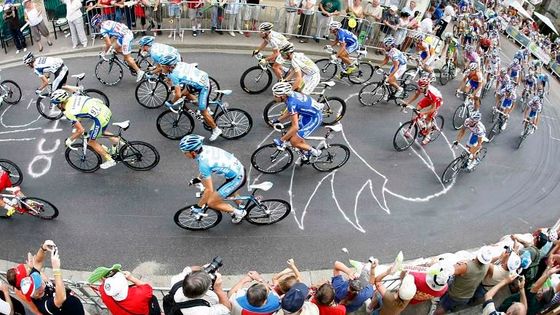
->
<box><xmin>440</xmin><ymin>293</ymin><xmax>471</xmax><ymax>312</ymax></box>
<box><xmin>301</xmin><ymin>73</ymin><xmax>320</xmax><ymax>95</ymax></box>
<box><xmin>243</xmin><ymin>4</ymin><xmax>260</xmax><ymax>20</ymax></box>
<box><xmin>168</xmin><ymin>3</ymin><xmax>182</xmax><ymax>17</ymax></box>
<box><xmin>52</xmin><ymin>65</ymin><xmax>69</xmax><ymax>91</ymax></box>
<box><xmin>31</xmin><ymin>20</ymin><xmax>50</xmax><ymax>40</ymax></box>
<box><xmin>297</xmin><ymin>113</ymin><xmax>323</xmax><ymax>139</ymax></box>
<box><xmin>217</xmin><ymin>168</ymin><xmax>246</xmax><ymax>198</ymax></box>
<box><xmin>117</xmin><ymin>30</ymin><xmax>134</xmax><ymax>55</ymax></box>
<box><xmin>0</xmin><ymin>171</ymin><xmax>13</xmax><ymax>192</ymax></box>
<box><xmin>390</xmin><ymin>65</ymin><xmax>407</xmax><ymax>79</ymax></box>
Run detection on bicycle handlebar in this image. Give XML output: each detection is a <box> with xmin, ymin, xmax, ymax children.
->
<box><xmin>273</xmin><ymin>122</ymin><xmax>286</xmax><ymax>132</ymax></box>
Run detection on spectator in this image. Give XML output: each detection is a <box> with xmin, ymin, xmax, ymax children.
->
<box><xmin>401</xmin><ymin>0</ymin><xmax>415</xmax><ymax>16</ymax></box>
<box><xmin>272</xmin><ymin>259</ymin><xmax>303</xmax><ymax>296</ymax></box>
<box><xmin>2</xmin><ymin>2</ymin><xmax>27</xmax><ymax>54</ymax></box>
<box><xmin>401</xmin><ymin>10</ymin><xmax>419</xmax><ymax>52</ymax></box>
<box><xmin>114</xmin><ymin>0</ymin><xmax>132</xmax><ymax>29</ymax></box>
<box><xmin>434</xmin><ymin>246</ymin><xmax>494</xmax><ymax>314</ymax></box>
<box><xmin>345</xmin><ymin>0</ymin><xmax>364</xmax><ymax>32</ymax></box>
<box><xmin>133</xmin><ymin>0</ymin><xmax>147</xmax><ymax>36</ymax></box>
<box><xmin>372</xmin><ymin>262</ymin><xmax>417</xmax><ymax>315</ymax></box>
<box><xmin>379</xmin><ymin>5</ymin><xmax>398</xmax><ymax>46</ymax></box>
<box><xmin>277</xmin><ymin>283</ymin><xmax>319</xmax><ymax>315</ymax></box>
<box><xmin>97</xmin><ymin>0</ymin><xmax>115</xmax><ymax>21</ymax></box>
<box><xmin>167</xmin><ymin>0</ymin><xmax>182</xmax><ymax>38</ymax></box>
<box><xmin>363</xmin><ymin>0</ymin><xmax>382</xmax><ymax>46</ymax></box>
<box><xmin>282</xmin><ymin>0</ymin><xmax>300</xmax><ymax>36</ymax></box>
<box><xmin>0</xmin><ymin>282</ymin><xmax>14</xmax><ymax>315</ymax></box>
<box><xmin>408</xmin><ymin>260</ymin><xmax>453</xmax><ymax>305</ymax></box>
<box><xmin>187</xmin><ymin>0</ymin><xmax>203</xmax><ymax>37</ymax></box>
<box><xmin>23</xmin><ymin>0</ymin><xmax>52</xmax><ymax>52</ymax></box>
<box><xmin>419</xmin><ymin>11</ymin><xmax>433</xmax><ymax>34</ymax></box>
<box><xmin>208</xmin><ymin>0</ymin><xmax>224</xmax><ymax>34</ymax></box>
<box><xmin>225</xmin><ymin>0</ymin><xmax>242</xmax><ymax>37</ymax></box>
<box><xmin>482</xmin><ymin>274</ymin><xmax>527</xmax><ymax>315</ymax></box>
<box><xmin>169</xmin><ymin>265</ymin><xmax>231</xmax><ymax>314</ymax></box>
<box><xmin>62</xmin><ymin>0</ymin><xmax>88</xmax><ymax>48</ymax></box>
<box><xmin>297</xmin><ymin>0</ymin><xmax>315</xmax><ymax>43</ymax></box>
<box><xmin>242</xmin><ymin>0</ymin><xmax>260</xmax><ymax>37</ymax></box>
<box><xmin>229</xmin><ymin>271</ymin><xmax>281</xmax><ymax>315</ymax></box>
<box><xmin>311</xmin><ymin>283</ymin><xmax>346</xmax><ymax>314</ymax></box>
<box><xmin>394</xmin><ymin>11</ymin><xmax>410</xmax><ymax>48</ymax></box>
<box><xmin>474</xmin><ymin>250</ymin><xmax>521</xmax><ymax>299</ymax></box>
<box><xmin>313</xmin><ymin>0</ymin><xmax>341</xmax><ymax>42</ymax></box>
<box><xmin>142</xmin><ymin>0</ymin><xmax>161</xmax><ymax>36</ymax></box>
<box><xmin>98</xmin><ymin>270</ymin><xmax>157</xmax><ymax>315</ymax></box>
<box><xmin>438</xmin><ymin>1</ymin><xmax>455</xmax><ymax>38</ymax></box>
<box><xmin>331</xmin><ymin>261</ymin><xmax>374</xmax><ymax>313</ymax></box>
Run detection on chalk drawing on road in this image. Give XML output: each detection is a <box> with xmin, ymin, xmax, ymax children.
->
<box><xmin>0</xmin><ymin>100</ymin><xmax>41</xmax><ymax>128</ymax></box>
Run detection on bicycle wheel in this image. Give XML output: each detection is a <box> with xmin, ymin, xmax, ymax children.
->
<box><xmin>245</xmin><ymin>199</ymin><xmax>291</xmax><ymax>225</ymax></box>
<box><xmin>83</xmin><ymin>89</ymin><xmax>110</xmax><ymax>108</ymax></box>
<box><xmin>156</xmin><ymin>110</ymin><xmax>195</xmax><ymax>140</ymax></box>
<box><xmin>0</xmin><ymin>159</ymin><xmax>23</xmax><ymax>186</ymax></box>
<box><xmin>95</xmin><ymin>59</ymin><xmax>123</xmax><ymax>86</ymax></box>
<box><xmin>393</xmin><ymin>121</ymin><xmax>417</xmax><ymax>151</ymax></box>
<box><xmin>452</xmin><ymin>104</ymin><xmax>467</xmax><ymax>130</ymax></box>
<box><xmin>441</xmin><ymin>157</ymin><xmax>464</xmax><ymax>184</ymax></box>
<box><xmin>215</xmin><ymin>109</ymin><xmax>253</xmax><ymax>140</ymax></box>
<box><xmin>174</xmin><ymin>205</ymin><xmax>222</xmax><ymax>231</ymax></box>
<box><xmin>65</xmin><ymin>144</ymin><xmax>102</xmax><ymax>173</ymax></box>
<box><xmin>135</xmin><ymin>79</ymin><xmax>169</xmax><ymax>109</ymax></box>
<box><xmin>0</xmin><ymin>80</ymin><xmax>22</xmax><ymax>104</ymax></box>
<box><xmin>263</xmin><ymin>101</ymin><xmax>287</xmax><ymax>127</ymax></box>
<box><xmin>487</xmin><ymin>119</ymin><xmax>501</xmax><ymax>142</ymax></box>
<box><xmin>22</xmin><ymin>197</ymin><xmax>58</xmax><ymax>220</ymax></box>
<box><xmin>321</xmin><ymin>96</ymin><xmax>346</xmax><ymax>125</ymax></box>
<box><xmin>315</xmin><ymin>59</ymin><xmax>338</xmax><ymax>81</ymax></box>
<box><xmin>208</xmin><ymin>76</ymin><xmax>220</xmax><ymax>101</ymax></box>
<box><xmin>517</xmin><ymin>129</ymin><xmax>528</xmax><ymax>149</ymax></box>
<box><xmin>358</xmin><ymin>82</ymin><xmax>385</xmax><ymax>106</ymax></box>
<box><xmin>348</xmin><ymin>62</ymin><xmax>374</xmax><ymax>84</ymax></box>
<box><xmin>476</xmin><ymin>147</ymin><xmax>488</xmax><ymax>163</ymax></box>
<box><xmin>427</xmin><ymin>115</ymin><xmax>445</xmax><ymax>142</ymax></box>
<box><xmin>251</xmin><ymin>144</ymin><xmax>294</xmax><ymax>174</ymax></box>
<box><xmin>119</xmin><ymin>141</ymin><xmax>160</xmax><ymax>171</ymax></box>
<box><xmin>439</xmin><ymin>65</ymin><xmax>450</xmax><ymax>85</ymax></box>
<box><xmin>312</xmin><ymin>144</ymin><xmax>351</xmax><ymax>172</ymax></box>
<box><xmin>240</xmin><ymin>66</ymin><xmax>272</xmax><ymax>94</ymax></box>
<box><xmin>36</xmin><ymin>96</ymin><xmax>63</xmax><ymax>120</ymax></box>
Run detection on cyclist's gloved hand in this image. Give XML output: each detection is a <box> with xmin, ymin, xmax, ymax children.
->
<box><xmin>188</xmin><ymin>177</ymin><xmax>202</xmax><ymax>186</ymax></box>
<box><xmin>269</xmin><ymin>119</ymin><xmax>280</xmax><ymax>126</ymax></box>
<box><xmin>35</xmin><ymin>89</ymin><xmax>43</xmax><ymax>96</ymax></box>
<box><xmin>452</xmin><ymin>140</ymin><xmax>459</xmax><ymax>147</ymax></box>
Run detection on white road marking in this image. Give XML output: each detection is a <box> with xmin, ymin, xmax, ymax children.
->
<box><xmin>0</xmin><ymin>137</ymin><xmax>36</xmax><ymax>142</ymax></box>
<box><xmin>0</xmin><ymin>127</ymin><xmax>41</xmax><ymax>134</ymax></box>
<box><xmin>0</xmin><ymin>99</ymin><xmax>41</xmax><ymax>128</ymax></box>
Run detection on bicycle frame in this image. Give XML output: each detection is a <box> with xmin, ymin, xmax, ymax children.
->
<box><xmin>0</xmin><ymin>193</ymin><xmax>33</xmax><ymax>214</ymax></box>
<box><xmin>323</xmin><ymin>45</ymin><xmax>366</xmax><ymax>66</ymax></box>
<box><xmin>193</xmin><ymin>183</ymin><xmax>266</xmax><ymax>211</ymax></box>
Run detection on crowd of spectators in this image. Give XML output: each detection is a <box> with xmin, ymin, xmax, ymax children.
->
<box><xmin>1</xmin><ymin>226</ymin><xmax>560</xmax><ymax>315</ymax></box>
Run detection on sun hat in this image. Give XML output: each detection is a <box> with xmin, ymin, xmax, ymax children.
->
<box><xmin>426</xmin><ymin>261</ymin><xmax>453</xmax><ymax>291</ymax></box>
<box><xmin>398</xmin><ymin>274</ymin><xmax>417</xmax><ymax>300</ymax></box>
<box><xmin>103</xmin><ymin>272</ymin><xmax>129</xmax><ymax>302</ymax></box>
<box><xmin>507</xmin><ymin>253</ymin><xmax>521</xmax><ymax>272</ymax></box>
<box><xmin>477</xmin><ymin>246</ymin><xmax>493</xmax><ymax>265</ymax></box>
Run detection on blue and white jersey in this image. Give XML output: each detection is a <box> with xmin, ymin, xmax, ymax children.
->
<box><xmin>527</xmin><ymin>98</ymin><xmax>542</xmax><ymax>112</ymax></box>
<box><xmin>149</xmin><ymin>43</ymin><xmax>181</xmax><ymax>65</ymax></box>
<box><xmin>513</xmin><ymin>49</ymin><xmax>529</xmax><ymax>61</ymax></box>
<box><xmin>465</xmin><ymin>119</ymin><xmax>486</xmax><ymax>137</ymax></box>
<box><xmin>99</xmin><ymin>20</ymin><xmax>131</xmax><ymax>39</ymax></box>
<box><xmin>167</xmin><ymin>62</ymin><xmax>209</xmax><ymax>90</ymax></box>
<box><xmin>33</xmin><ymin>57</ymin><xmax>63</xmax><ymax>76</ymax></box>
<box><xmin>538</xmin><ymin>73</ymin><xmax>549</xmax><ymax>84</ymax></box>
<box><xmin>496</xmin><ymin>88</ymin><xmax>517</xmax><ymax>101</ymax></box>
<box><xmin>387</xmin><ymin>48</ymin><xmax>407</xmax><ymax>66</ymax></box>
<box><xmin>285</xmin><ymin>92</ymin><xmax>323</xmax><ymax>119</ymax></box>
<box><xmin>196</xmin><ymin>145</ymin><xmax>244</xmax><ymax>179</ymax></box>
<box><xmin>336</xmin><ymin>28</ymin><xmax>357</xmax><ymax>47</ymax></box>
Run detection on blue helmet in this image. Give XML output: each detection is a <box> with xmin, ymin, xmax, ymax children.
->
<box><xmin>160</xmin><ymin>54</ymin><xmax>178</xmax><ymax>66</ymax></box>
<box><xmin>383</xmin><ymin>36</ymin><xmax>396</xmax><ymax>47</ymax></box>
<box><xmin>90</xmin><ymin>14</ymin><xmax>102</xmax><ymax>28</ymax></box>
<box><xmin>179</xmin><ymin>134</ymin><xmax>204</xmax><ymax>152</ymax></box>
<box><xmin>138</xmin><ymin>36</ymin><xmax>155</xmax><ymax>47</ymax></box>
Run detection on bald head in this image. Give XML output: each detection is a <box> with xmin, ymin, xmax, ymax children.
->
<box><xmin>506</xmin><ymin>302</ymin><xmax>527</xmax><ymax>315</ymax></box>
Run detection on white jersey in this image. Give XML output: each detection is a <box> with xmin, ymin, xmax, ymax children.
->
<box><xmin>33</xmin><ymin>57</ymin><xmax>63</xmax><ymax>76</ymax></box>
<box><xmin>465</xmin><ymin>119</ymin><xmax>486</xmax><ymax>136</ymax></box>
<box><xmin>266</xmin><ymin>31</ymin><xmax>288</xmax><ymax>50</ymax></box>
<box><xmin>290</xmin><ymin>52</ymin><xmax>319</xmax><ymax>76</ymax></box>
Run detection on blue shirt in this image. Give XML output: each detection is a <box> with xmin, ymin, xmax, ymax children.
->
<box><xmin>286</xmin><ymin>92</ymin><xmax>322</xmax><ymax>119</ymax></box>
<box><xmin>196</xmin><ymin>145</ymin><xmax>243</xmax><ymax>179</ymax></box>
<box><xmin>336</xmin><ymin>28</ymin><xmax>357</xmax><ymax>48</ymax></box>
<box><xmin>167</xmin><ymin>62</ymin><xmax>209</xmax><ymax>90</ymax></box>
<box><xmin>332</xmin><ymin>275</ymin><xmax>374</xmax><ymax>313</ymax></box>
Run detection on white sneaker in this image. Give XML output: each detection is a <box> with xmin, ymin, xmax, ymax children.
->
<box><xmin>15</xmin><ymin>50</ymin><xmax>20</xmax><ymax>54</ymax></box>
<box><xmin>72</xmin><ymin>45</ymin><xmax>77</xmax><ymax>49</ymax></box>
<box><xmin>238</xmin><ymin>30</ymin><xmax>243</xmax><ymax>35</ymax></box>
<box><xmin>229</xmin><ymin>31</ymin><xmax>236</xmax><ymax>37</ymax></box>
<box><xmin>136</xmin><ymin>70</ymin><xmax>145</xmax><ymax>82</ymax></box>
<box><xmin>100</xmin><ymin>159</ymin><xmax>116</xmax><ymax>169</ymax></box>
<box><xmin>82</xmin><ymin>43</ymin><xmax>87</xmax><ymax>48</ymax></box>
<box><xmin>466</xmin><ymin>159</ymin><xmax>477</xmax><ymax>170</ymax></box>
<box><xmin>501</xmin><ymin>121</ymin><xmax>508</xmax><ymax>131</ymax></box>
<box><xmin>23</xmin><ymin>48</ymin><xmax>27</xmax><ymax>52</ymax></box>
<box><xmin>209</xmin><ymin>128</ymin><xmax>222</xmax><ymax>141</ymax></box>
<box><xmin>311</xmin><ymin>148</ymin><xmax>322</xmax><ymax>157</ymax></box>
<box><xmin>231</xmin><ymin>209</ymin><xmax>247</xmax><ymax>224</ymax></box>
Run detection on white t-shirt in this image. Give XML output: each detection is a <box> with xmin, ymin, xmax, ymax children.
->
<box><xmin>62</xmin><ymin>0</ymin><xmax>83</xmax><ymax>22</ymax></box>
<box><xmin>25</xmin><ymin>7</ymin><xmax>43</xmax><ymax>26</ymax></box>
<box><xmin>276</xmin><ymin>302</ymin><xmax>320</xmax><ymax>315</ymax></box>
<box><xmin>419</xmin><ymin>18</ymin><xmax>433</xmax><ymax>34</ymax></box>
<box><xmin>443</xmin><ymin>5</ymin><xmax>455</xmax><ymax>23</ymax></box>
<box><xmin>170</xmin><ymin>267</ymin><xmax>230</xmax><ymax>315</ymax></box>
<box><xmin>0</xmin><ymin>299</ymin><xmax>11</xmax><ymax>315</ymax></box>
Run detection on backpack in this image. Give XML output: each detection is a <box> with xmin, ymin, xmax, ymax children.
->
<box><xmin>163</xmin><ymin>281</ymin><xmax>211</xmax><ymax>315</ymax></box>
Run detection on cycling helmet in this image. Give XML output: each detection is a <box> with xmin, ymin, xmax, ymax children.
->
<box><xmin>443</xmin><ymin>32</ymin><xmax>452</xmax><ymax>39</ymax></box>
<box><xmin>531</xmin><ymin>95</ymin><xmax>542</xmax><ymax>103</ymax></box>
<box><xmin>159</xmin><ymin>54</ymin><xmax>178</xmax><ymax>66</ymax></box>
<box><xmin>504</xmin><ymin>84</ymin><xmax>514</xmax><ymax>93</ymax></box>
<box><xmin>513</xmin><ymin>58</ymin><xmax>520</xmax><ymax>65</ymax></box>
<box><xmin>138</xmin><ymin>36</ymin><xmax>155</xmax><ymax>47</ymax></box>
<box><xmin>280</xmin><ymin>42</ymin><xmax>295</xmax><ymax>55</ymax></box>
<box><xmin>22</xmin><ymin>51</ymin><xmax>34</xmax><ymax>65</ymax></box>
<box><xmin>258</xmin><ymin>22</ymin><xmax>273</xmax><ymax>32</ymax></box>
<box><xmin>179</xmin><ymin>134</ymin><xmax>204</xmax><ymax>152</ymax></box>
<box><xmin>90</xmin><ymin>13</ymin><xmax>102</xmax><ymax>28</ymax></box>
<box><xmin>470</xmin><ymin>111</ymin><xmax>481</xmax><ymax>121</ymax></box>
<box><xmin>383</xmin><ymin>36</ymin><xmax>396</xmax><ymax>47</ymax></box>
<box><xmin>468</xmin><ymin>62</ymin><xmax>478</xmax><ymax>70</ymax></box>
<box><xmin>417</xmin><ymin>77</ymin><xmax>430</xmax><ymax>88</ymax></box>
<box><xmin>50</xmin><ymin>89</ymin><xmax>70</xmax><ymax>105</ymax></box>
<box><xmin>271</xmin><ymin>81</ymin><xmax>293</xmax><ymax>97</ymax></box>
<box><xmin>329</xmin><ymin>21</ymin><xmax>342</xmax><ymax>30</ymax></box>
<box><xmin>414</xmin><ymin>33</ymin><xmax>425</xmax><ymax>41</ymax></box>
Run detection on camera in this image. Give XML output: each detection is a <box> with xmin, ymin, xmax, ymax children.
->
<box><xmin>204</xmin><ymin>256</ymin><xmax>223</xmax><ymax>285</ymax></box>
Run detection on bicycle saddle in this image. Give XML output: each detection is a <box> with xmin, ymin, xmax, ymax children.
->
<box><xmin>325</xmin><ymin>123</ymin><xmax>343</xmax><ymax>132</ymax></box>
<box><xmin>319</xmin><ymin>81</ymin><xmax>335</xmax><ymax>87</ymax></box>
<box><xmin>113</xmin><ymin>120</ymin><xmax>130</xmax><ymax>130</ymax></box>
<box><xmin>248</xmin><ymin>181</ymin><xmax>273</xmax><ymax>192</ymax></box>
<box><xmin>72</xmin><ymin>73</ymin><xmax>86</xmax><ymax>80</ymax></box>
<box><xmin>215</xmin><ymin>89</ymin><xmax>232</xmax><ymax>95</ymax></box>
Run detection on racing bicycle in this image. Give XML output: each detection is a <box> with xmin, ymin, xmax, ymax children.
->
<box><xmin>0</xmin><ymin>159</ymin><xmax>23</xmax><ymax>186</ymax></box>
<box><xmin>314</xmin><ymin>45</ymin><xmax>374</xmax><ymax>84</ymax></box>
<box><xmin>0</xmin><ymin>188</ymin><xmax>58</xmax><ymax>220</ymax></box>
<box><xmin>439</xmin><ymin>56</ymin><xmax>457</xmax><ymax>86</ymax></box>
<box><xmin>262</xmin><ymin>81</ymin><xmax>346</xmax><ymax>127</ymax></box>
<box><xmin>156</xmin><ymin>89</ymin><xmax>252</xmax><ymax>140</ymax></box>
<box><xmin>174</xmin><ymin>181</ymin><xmax>290</xmax><ymax>231</ymax></box>
<box><xmin>0</xmin><ymin>70</ymin><xmax>22</xmax><ymax>106</ymax></box>
<box><xmin>95</xmin><ymin>46</ymin><xmax>153</xmax><ymax>86</ymax></box>
<box><xmin>516</xmin><ymin>118</ymin><xmax>537</xmax><ymax>149</ymax></box>
<box><xmin>251</xmin><ymin>123</ymin><xmax>350</xmax><ymax>174</ymax></box>
<box><xmin>392</xmin><ymin>105</ymin><xmax>444</xmax><ymax>151</ymax></box>
<box><xmin>518</xmin><ymin>87</ymin><xmax>533</xmax><ymax>112</ymax></box>
<box><xmin>358</xmin><ymin>67</ymin><xmax>417</xmax><ymax>106</ymax></box>
<box><xmin>36</xmin><ymin>73</ymin><xmax>110</xmax><ymax>120</ymax></box>
<box><xmin>481</xmin><ymin>71</ymin><xmax>495</xmax><ymax>99</ymax></box>
<box><xmin>65</xmin><ymin>120</ymin><xmax>160</xmax><ymax>172</ymax></box>
<box><xmin>452</xmin><ymin>93</ymin><xmax>476</xmax><ymax>130</ymax></box>
<box><xmin>441</xmin><ymin>143</ymin><xmax>487</xmax><ymax>184</ymax></box>
<box><xmin>240</xmin><ymin>52</ymin><xmax>288</xmax><ymax>94</ymax></box>
<box><xmin>487</xmin><ymin>107</ymin><xmax>509</xmax><ymax>142</ymax></box>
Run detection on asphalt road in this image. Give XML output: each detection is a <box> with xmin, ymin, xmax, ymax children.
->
<box><xmin>0</xmin><ymin>44</ymin><xmax>559</xmax><ymax>275</ymax></box>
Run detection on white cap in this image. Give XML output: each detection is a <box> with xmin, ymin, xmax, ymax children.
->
<box><xmin>477</xmin><ymin>246</ymin><xmax>493</xmax><ymax>265</ymax></box>
<box><xmin>398</xmin><ymin>274</ymin><xmax>417</xmax><ymax>301</ymax></box>
<box><xmin>507</xmin><ymin>253</ymin><xmax>521</xmax><ymax>272</ymax></box>
<box><xmin>390</xmin><ymin>5</ymin><xmax>398</xmax><ymax>11</ymax></box>
<box><xmin>426</xmin><ymin>262</ymin><xmax>454</xmax><ymax>292</ymax></box>
<box><xmin>104</xmin><ymin>272</ymin><xmax>129</xmax><ymax>302</ymax></box>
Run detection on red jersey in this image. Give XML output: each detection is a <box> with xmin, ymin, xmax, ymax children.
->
<box><xmin>418</xmin><ymin>85</ymin><xmax>443</xmax><ymax>110</ymax></box>
<box><xmin>409</xmin><ymin>271</ymin><xmax>447</xmax><ymax>305</ymax></box>
<box><xmin>0</xmin><ymin>170</ymin><xmax>12</xmax><ymax>191</ymax></box>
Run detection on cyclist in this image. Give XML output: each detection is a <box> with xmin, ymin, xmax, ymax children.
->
<box><xmin>328</xmin><ymin>21</ymin><xmax>359</xmax><ymax>75</ymax></box>
<box><xmin>496</xmin><ymin>68</ymin><xmax>511</xmax><ymax>91</ymax></box>
<box><xmin>270</xmin><ymin>82</ymin><xmax>324</xmax><ymax>160</ymax></box>
<box><xmin>91</xmin><ymin>14</ymin><xmax>145</xmax><ymax>83</ymax></box>
<box><xmin>279</xmin><ymin>42</ymin><xmax>320</xmax><ymax>95</ymax></box>
<box><xmin>252</xmin><ymin>22</ymin><xmax>290</xmax><ymax>80</ymax></box>
<box><xmin>463</xmin><ymin>45</ymin><xmax>481</xmax><ymax>70</ymax></box>
<box><xmin>478</xmin><ymin>34</ymin><xmax>492</xmax><ymax>55</ymax></box>
<box><xmin>179</xmin><ymin>134</ymin><xmax>247</xmax><ymax>223</ymax></box>
<box><xmin>22</xmin><ymin>52</ymin><xmax>79</xmax><ymax>95</ymax></box>
<box><xmin>441</xmin><ymin>32</ymin><xmax>459</xmax><ymax>70</ymax></box>
<box><xmin>138</xmin><ymin>36</ymin><xmax>181</xmax><ymax>76</ymax></box>
<box><xmin>488</xmin><ymin>29</ymin><xmax>500</xmax><ymax>46</ymax></box>
<box><xmin>51</xmin><ymin>89</ymin><xmax>119</xmax><ymax>169</ymax></box>
<box><xmin>522</xmin><ymin>95</ymin><xmax>543</xmax><ymax>134</ymax></box>
<box><xmin>513</xmin><ymin>47</ymin><xmax>530</xmax><ymax>66</ymax></box>
<box><xmin>162</xmin><ymin>57</ymin><xmax>222</xmax><ymax>141</ymax></box>
<box><xmin>537</xmin><ymin>72</ymin><xmax>550</xmax><ymax>96</ymax></box>
<box><xmin>0</xmin><ymin>169</ymin><xmax>25</xmax><ymax>217</ymax></box>
<box><xmin>494</xmin><ymin>83</ymin><xmax>516</xmax><ymax>131</ymax></box>
<box><xmin>522</xmin><ymin>69</ymin><xmax>538</xmax><ymax>98</ymax></box>
<box><xmin>401</xmin><ymin>77</ymin><xmax>443</xmax><ymax>145</ymax></box>
<box><xmin>484</xmin><ymin>48</ymin><xmax>501</xmax><ymax>84</ymax></box>
<box><xmin>453</xmin><ymin>111</ymin><xmax>486</xmax><ymax>170</ymax></box>
<box><xmin>380</xmin><ymin>36</ymin><xmax>407</xmax><ymax>98</ymax></box>
<box><xmin>414</xmin><ymin>33</ymin><xmax>436</xmax><ymax>78</ymax></box>
<box><xmin>456</xmin><ymin>62</ymin><xmax>485</xmax><ymax>110</ymax></box>
<box><xmin>508</xmin><ymin>59</ymin><xmax>523</xmax><ymax>86</ymax></box>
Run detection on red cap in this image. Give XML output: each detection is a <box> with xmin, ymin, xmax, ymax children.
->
<box><xmin>14</xmin><ymin>264</ymin><xmax>28</xmax><ymax>289</ymax></box>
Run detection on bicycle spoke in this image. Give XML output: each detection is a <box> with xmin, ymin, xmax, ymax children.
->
<box><xmin>247</xmin><ymin>200</ymin><xmax>289</xmax><ymax>224</ymax></box>
<box><xmin>216</xmin><ymin>109</ymin><xmax>252</xmax><ymax>139</ymax></box>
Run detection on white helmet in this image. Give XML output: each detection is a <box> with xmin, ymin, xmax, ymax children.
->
<box><xmin>329</xmin><ymin>21</ymin><xmax>342</xmax><ymax>30</ymax></box>
<box><xmin>50</xmin><ymin>89</ymin><xmax>70</xmax><ymax>105</ymax></box>
<box><xmin>272</xmin><ymin>82</ymin><xmax>293</xmax><ymax>97</ymax></box>
<box><xmin>469</xmin><ymin>62</ymin><xmax>478</xmax><ymax>70</ymax></box>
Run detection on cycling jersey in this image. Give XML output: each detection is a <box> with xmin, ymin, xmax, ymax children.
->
<box><xmin>33</xmin><ymin>57</ymin><xmax>63</xmax><ymax>76</ymax></box>
<box><xmin>488</xmin><ymin>56</ymin><xmax>500</xmax><ymax>71</ymax></box>
<box><xmin>149</xmin><ymin>43</ymin><xmax>181</xmax><ymax>65</ymax></box>
<box><xmin>417</xmin><ymin>86</ymin><xmax>443</xmax><ymax>120</ymax></box>
<box><xmin>465</xmin><ymin>119</ymin><xmax>486</xmax><ymax>146</ymax></box>
<box><xmin>387</xmin><ymin>47</ymin><xmax>408</xmax><ymax>78</ymax></box>
<box><xmin>99</xmin><ymin>20</ymin><xmax>134</xmax><ymax>55</ymax></box>
<box><xmin>196</xmin><ymin>145</ymin><xmax>243</xmax><ymax>179</ymax></box>
<box><xmin>526</xmin><ymin>98</ymin><xmax>542</xmax><ymax>113</ymax></box>
<box><xmin>336</xmin><ymin>28</ymin><xmax>359</xmax><ymax>54</ymax></box>
<box><xmin>168</xmin><ymin>62</ymin><xmax>210</xmax><ymax>110</ymax></box>
<box><xmin>496</xmin><ymin>89</ymin><xmax>516</xmax><ymax>108</ymax></box>
<box><xmin>525</xmin><ymin>75</ymin><xmax>536</xmax><ymax>87</ymax></box>
<box><xmin>290</xmin><ymin>52</ymin><xmax>318</xmax><ymax>76</ymax></box>
<box><xmin>513</xmin><ymin>49</ymin><xmax>529</xmax><ymax>62</ymax></box>
<box><xmin>509</xmin><ymin>63</ymin><xmax>522</xmax><ymax>78</ymax></box>
<box><xmin>63</xmin><ymin>95</ymin><xmax>112</xmax><ymax>140</ymax></box>
<box><xmin>266</xmin><ymin>31</ymin><xmax>289</xmax><ymax>50</ymax></box>
<box><xmin>446</xmin><ymin>38</ymin><xmax>459</xmax><ymax>53</ymax></box>
<box><xmin>286</xmin><ymin>92</ymin><xmax>324</xmax><ymax>138</ymax></box>
<box><xmin>538</xmin><ymin>73</ymin><xmax>549</xmax><ymax>84</ymax></box>
<box><xmin>465</xmin><ymin>51</ymin><xmax>481</xmax><ymax>65</ymax></box>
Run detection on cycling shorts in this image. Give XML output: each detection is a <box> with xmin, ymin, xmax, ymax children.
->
<box><xmin>468</xmin><ymin>133</ymin><xmax>479</xmax><ymax>146</ymax></box>
<box><xmin>390</xmin><ymin>65</ymin><xmax>407</xmax><ymax>79</ymax></box>
<box><xmin>501</xmin><ymin>99</ymin><xmax>513</xmax><ymax>108</ymax></box>
<box><xmin>0</xmin><ymin>171</ymin><xmax>12</xmax><ymax>192</ymax></box>
<box><xmin>301</xmin><ymin>73</ymin><xmax>321</xmax><ymax>95</ymax></box>
<box><xmin>468</xmin><ymin>80</ymin><xmax>481</xmax><ymax>96</ymax></box>
<box><xmin>87</xmin><ymin>109</ymin><xmax>112</xmax><ymax>140</ymax></box>
<box><xmin>346</xmin><ymin>42</ymin><xmax>359</xmax><ymax>55</ymax></box>
<box><xmin>117</xmin><ymin>30</ymin><xmax>134</xmax><ymax>55</ymax></box>
<box><xmin>510</xmin><ymin>71</ymin><xmax>518</xmax><ymax>78</ymax></box>
<box><xmin>195</xmin><ymin>86</ymin><xmax>210</xmax><ymax>111</ymax></box>
<box><xmin>217</xmin><ymin>169</ymin><xmax>246</xmax><ymax>198</ymax></box>
<box><xmin>52</xmin><ymin>65</ymin><xmax>69</xmax><ymax>91</ymax></box>
<box><xmin>529</xmin><ymin>110</ymin><xmax>538</xmax><ymax>118</ymax></box>
<box><xmin>297</xmin><ymin>114</ymin><xmax>322</xmax><ymax>139</ymax></box>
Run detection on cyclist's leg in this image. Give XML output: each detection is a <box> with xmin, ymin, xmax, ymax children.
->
<box><xmin>467</xmin><ymin>134</ymin><xmax>480</xmax><ymax>159</ymax></box>
<box><xmin>87</xmin><ymin>118</ymin><xmax>111</xmax><ymax>161</ymax></box>
<box><xmin>52</xmin><ymin>66</ymin><xmax>72</xmax><ymax>93</ymax></box>
<box><xmin>121</xmin><ymin>33</ymin><xmax>141</xmax><ymax>73</ymax></box>
<box><xmin>212</xmin><ymin>169</ymin><xmax>247</xmax><ymax>212</ymax></box>
<box><xmin>198</xmin><ymin>87</ymin><xmax>217</xmax><ymax>129</ymax></box>
<box><xmin>272</xmin><ymin>55</ymin><xmax>285</xmax><ymax>80</ymax></box>
<box><xmin>291</xmin><ymin>115</ymin><xmax>322</xmax><ymax>152</ymax></box>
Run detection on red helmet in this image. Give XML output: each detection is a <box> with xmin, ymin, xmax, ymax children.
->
<box><xmin>418</xmin><ymin>77</ymin><xmax>430</xmax><ymax>88</ymax></box>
